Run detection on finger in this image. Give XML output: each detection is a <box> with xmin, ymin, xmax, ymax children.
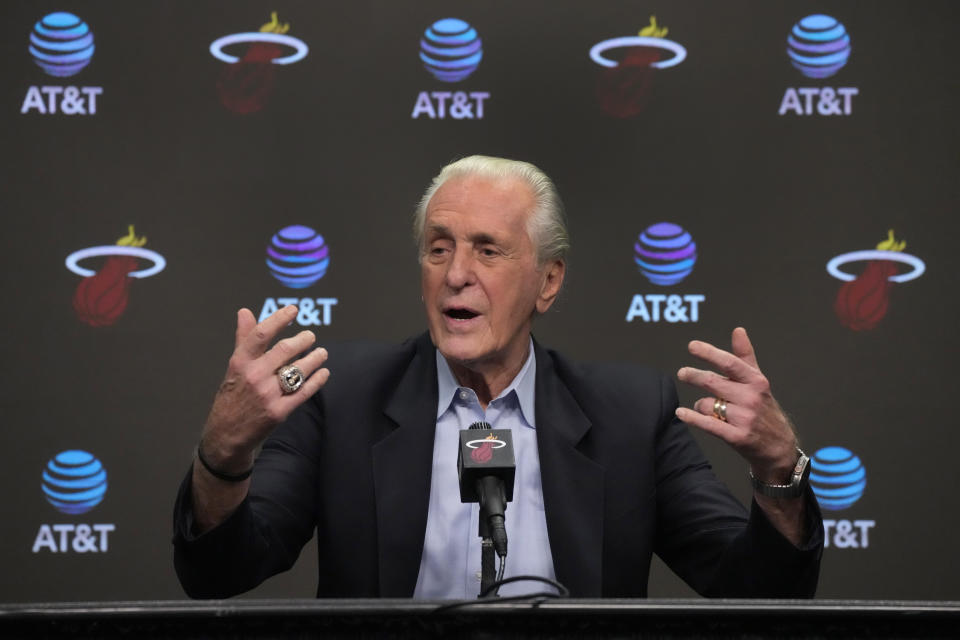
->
<box><xmin>677</xmin><ymin>366</ymin><xmax>752</xmax><ymax>405</ymax></box>
<box><xmin>240</xmin><ymin>305</ymin><xmax>299</xmax><ymax>357</ymax></box>
<box><xmin>263</xmin><ymin>330</ymin><xmax>317</xmax><ymax>370</ymax></box>
<box><xmin>731</xmin><ymin>327</ymin><xmax>759</xmax><ymax>369</ymax></box>
<box><xmin>291</xmin><ymin>346</ymin><xmax>329</xmax><ymax>378</ymax></box>
<box><xmin>675</xmin><ymin>406</ymin><xmax>740</xmax><ymax>445</ymax></box>
<box><xmin>235</xmin><ymin>308</ymin><xmax>258</xmax><ymax>349</ymax></box>
<box><xmin>687</xmin><ymin>339</ymin><xmax>759</xmax><ymax>383</ymax></box>
<box><xmin>692</xmin><ymin>396</ymin><xmax>751</xmax><ymax>427</ymax></box>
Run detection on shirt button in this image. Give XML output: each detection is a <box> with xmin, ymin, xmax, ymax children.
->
<box><xmin>459</xmin><ymin>390</ymin><xmax>469</xmax><ymax>400</ymax></box>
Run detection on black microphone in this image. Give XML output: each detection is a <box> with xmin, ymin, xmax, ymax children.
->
<box><xmin>458</xmin><ymin>421</ymin><xmax>515</xmax><ymax>558</ymax></box>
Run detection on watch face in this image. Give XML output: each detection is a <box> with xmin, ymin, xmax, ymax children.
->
<box><xmin>750</xmin><ymin>450</ymin><xmax>810</xmax><ymax>497</ymax></box>
<box><xmin>795</xmin><ymin>454</ymin><xmax>811</xmax><ymax>486</ymax></box>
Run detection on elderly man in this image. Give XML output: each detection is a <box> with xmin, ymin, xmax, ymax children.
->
<box><xmin>174</xmin><ymin>156</ymin><xmax>822</xmax><ymax>599</ymax></box>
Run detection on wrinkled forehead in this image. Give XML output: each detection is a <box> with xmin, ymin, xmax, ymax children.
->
<box><xmin>424</xmin><ymin>175</ymin><xmax>536</xmax><ymax>231</ymax></box>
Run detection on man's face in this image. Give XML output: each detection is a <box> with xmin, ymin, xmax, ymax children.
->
<box><xmin>421</xmin><ymin>175</ymin><xmax>564</xmax><ymax>374</ymax></box>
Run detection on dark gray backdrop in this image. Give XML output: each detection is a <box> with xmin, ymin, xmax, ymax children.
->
<box><xmin>2</xmin><ymin>0</ymin><xmax>957</xmax><ymax>601</ymax></box>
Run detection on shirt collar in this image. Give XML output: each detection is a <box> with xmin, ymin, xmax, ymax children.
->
<box><xmin>435</xmin><ymin>338</ymin><xmax>537</xmax><ymax>428</ymax></box>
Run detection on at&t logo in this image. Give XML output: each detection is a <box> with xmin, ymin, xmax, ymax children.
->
<box><xmin>33</xmin><ymin>450</ymin><xmax>116</xmax><ymax>553</ymax></box>
<box><xmin>21</xmin><ymin>12</ymin><xmax>103</xmax><ymax>116</ymax></box>
<box><xmin>811</xmin><ymin>446</ymin><xmax>875</xmax><ymax>549</ymax></box>
<box><xmin>626</xmin><ymin>222</ymin><xmax>704</xmax><ymax>323</ymax></box>
<box><xmin>411</xmin><ymin>18</ymin><xmax>490</xmax><ymax>120</ymax></box>
<box><xmin>259</xmin><ymin>225</ymin><xmax>338</xmax><ymax>326</ymax></box>
<box><xmin>779</xmin><ymin>15</ymin><xmax>858</xmax><ymax>116</ymax></box>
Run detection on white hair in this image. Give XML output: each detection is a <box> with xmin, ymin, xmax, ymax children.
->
<box><xmin>413</xmin><ymin>155</ymin><xmax>570</xmax><ymax>267</ymax></box>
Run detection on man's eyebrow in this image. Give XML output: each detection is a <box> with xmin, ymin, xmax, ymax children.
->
<box><xmin>426</xmin><ymin>224</ymin><xmax>452</xmax><ymax>238</ymax></box>
<box><xmin>425</xmin><ymin>226</ymin><xmax>499</xmax><ymax>246</ymax></box>
<box><xmin>468</xmin><ymin>232</ymin><xmax>498</xmax><ymax>246</ymax></box>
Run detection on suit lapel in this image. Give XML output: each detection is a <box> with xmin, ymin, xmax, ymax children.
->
<box><xmin>534</xmin><ymin>340</ymin><xmax>605</xmax><ymax>596</ymax></box>
<box><xmin>373</xmin><ymin>333</ymin><xmax>438</xmax><ymax>596</ymax></box>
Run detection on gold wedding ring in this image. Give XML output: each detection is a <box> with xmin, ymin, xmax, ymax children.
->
<box><xmin>713</xmin><ymin>398</ymin><xmax>728</xmax><ymax>422</ymax></box>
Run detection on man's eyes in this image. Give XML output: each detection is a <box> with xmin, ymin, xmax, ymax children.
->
<box><xmin>426</xmin><ymin>243</ymin><xmax>502</xmax><ymax>258</ymax></box>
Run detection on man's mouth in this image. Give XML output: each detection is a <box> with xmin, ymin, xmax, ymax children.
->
<box><xmin>444</xmin><ymin>307</ymin><xmax>480</xmax><ymax>320</ymax></box>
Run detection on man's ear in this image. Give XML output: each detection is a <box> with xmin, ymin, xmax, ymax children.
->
<box><xmin>536</xmin><ymin>260</ymin><xmax>566</xmax><ymax>314</ymax></box>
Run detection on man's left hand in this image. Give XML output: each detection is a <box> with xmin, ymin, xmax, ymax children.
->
<box><xmin>676</xmin><ymin>327</ymin><xmax>799</xmax><ymax>485</ymax></box>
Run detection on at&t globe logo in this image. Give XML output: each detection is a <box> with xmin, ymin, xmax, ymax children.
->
<box><xmin>811</xmin><ymin>446</ymin><xmax>865</xmax><ymax>510</ymax></box>
<box><xmin>30</xmin><ymin>12</ymin><xmax>94</xmax><ymax>77</ymax></box>
<box><xmin>411</xmin><ymin>18</ymin><xmax>490</xmax><ymax>120</ymax></box>
<box><xmin>811</xmin><ymin>446</ymin><xmax>875</xmax><ymax>550</ymax></box>
<box><xmin>33</xmin><ymin>450</ymin><xmax>116</xmax><ymax>553</ymax></box>
<box><xmin>420</xmin><ymin>18</ymin><xmax>483</xmax><ymax>82</ymax></box>
<box><xmin>21</xmin><ymin>12</ymin><xmax>103</xmax><ymax>116</ymax></box>
<box><xmin>42</xmin><ymin>450</ymin><xmax>107</xmax><ymax>514</ymax></box>
<box><xmin>787</xmin><ymin>15</ymin><xmax>851</xmax><ymax>79</ymax></box>
<box><xmin>267</xmin><ymin>225</ymin><xmax>330</xmax><ymax>288</ymax></box>
<box><xmin>779</xmin><ymin>14</ymin><xmax>857</xmax><ymax>117</ymax></box>
<box><xmin>626</xmin><ymin>222</ymin><xmax>704</xmax><ymax>323</ymax></box>
<box><xmin>259</xmin><ymin>225</ymin><xmax>338</xmax><ymax>326</ymax></box>
<box><xmin>634</xmin><ymin>222</ymin><xmax>697</xmax><ymax>286</ymax></box>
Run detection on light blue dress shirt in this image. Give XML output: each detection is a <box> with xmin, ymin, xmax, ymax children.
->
<box><xmin>413</xmin><ymin>340</ymin><xmax>558</xmax><ymax>599</ymax></box>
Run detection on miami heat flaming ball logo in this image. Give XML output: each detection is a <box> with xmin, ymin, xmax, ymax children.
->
<box><xmin>827</xmin><ymin>230</ymin><xmax>925</xmax><ymax>330</ymax></box>
<box><xmin>589</xmin><ymin>16</ymin><xmax>687</xmax><ymax>118</ymax></box>
<box><xmin>467</xmin><ymin>433</ymin><xmax>506</xmax><ymax>464</ymax></box>
<box><xmin>209</xmin><ymin>12</ymin><xmax>308</xmax><ymax>114</ymax></box>
<box><xmin>66</xmin><ymin>226</ymin><xmax>166</xmax><ymax>327</ymax></box>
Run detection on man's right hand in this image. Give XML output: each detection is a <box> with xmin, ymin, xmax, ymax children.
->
<box><xmin>198</xmin><ymin>305</ymin><xmax>331</xmax><ymax>475</ymax></box>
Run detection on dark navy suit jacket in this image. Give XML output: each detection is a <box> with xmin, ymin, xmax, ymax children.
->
<box><xmin>173</xmin><ymin>332</ymin><xmax>822</xmax><ymax>598</ymax></box>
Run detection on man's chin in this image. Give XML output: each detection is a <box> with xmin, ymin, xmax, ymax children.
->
<box><xmin>433</xmin><ymin>336</ymin><xmax>490</xmax><ymax>369</ymax></box>
<box><xmin>437</xmin><ymin>346</ymin><xmax>484</xmax><ymax>368</ymax></box>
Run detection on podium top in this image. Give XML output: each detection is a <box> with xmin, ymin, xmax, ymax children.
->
<box><xmin>1</xmin><ymin>599</ymin><xmax>959</xmax><ymax>639</ymax></box>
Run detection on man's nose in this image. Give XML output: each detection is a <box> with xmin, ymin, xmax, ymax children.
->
<box><xmin>445</xmin><ymin>247</ymin><xmax>476</xmax><ymax>289</ymax></box>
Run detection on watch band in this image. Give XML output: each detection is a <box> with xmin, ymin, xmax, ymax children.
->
<box><xmin>749</xmin><ymin>447</ymin><xmax>810</xmax><ymax>498</ymax></box>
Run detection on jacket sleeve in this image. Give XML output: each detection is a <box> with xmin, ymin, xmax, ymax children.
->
<box><xmin>652</xmin><ymin>374</ymin><xmax>824</xmax><ymax>598</ymax></box>
<box><xmin>172</xmin><ymin>397</ymin><xmax>324</xmax><ymax>599</ymax></box>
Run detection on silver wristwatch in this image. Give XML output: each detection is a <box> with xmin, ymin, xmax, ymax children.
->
<box><xmin>749</xmin><ymin>448</ymin><xmax>810</xmax><ymax>498</ymax></box>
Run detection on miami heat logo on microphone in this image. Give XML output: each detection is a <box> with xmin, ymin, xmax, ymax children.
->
<box><xmin>467</xmin><ymin>433</ymin><xmax>506</xmax><ymax>464</ymax></box>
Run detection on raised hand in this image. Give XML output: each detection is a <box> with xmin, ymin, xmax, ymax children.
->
<box><xmin>199</xmin><ymin>305</ymin><xmax>330</xmax><ymax>474</ymax></box>
<box><xmin>675</xmin><ymin>327</ymin><xmax>798</xmax><ymax>484</ymax></box>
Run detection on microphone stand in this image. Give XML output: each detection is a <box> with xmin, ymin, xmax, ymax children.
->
<box><xmin>478</xmin><ymin>515</ymin><xmax>497</xmax><ymax>597</ymax></box>
<box><xmin>476</xmin><ymin>476</ymin><xmax>507</xmax><ymax>598</ymax></box>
